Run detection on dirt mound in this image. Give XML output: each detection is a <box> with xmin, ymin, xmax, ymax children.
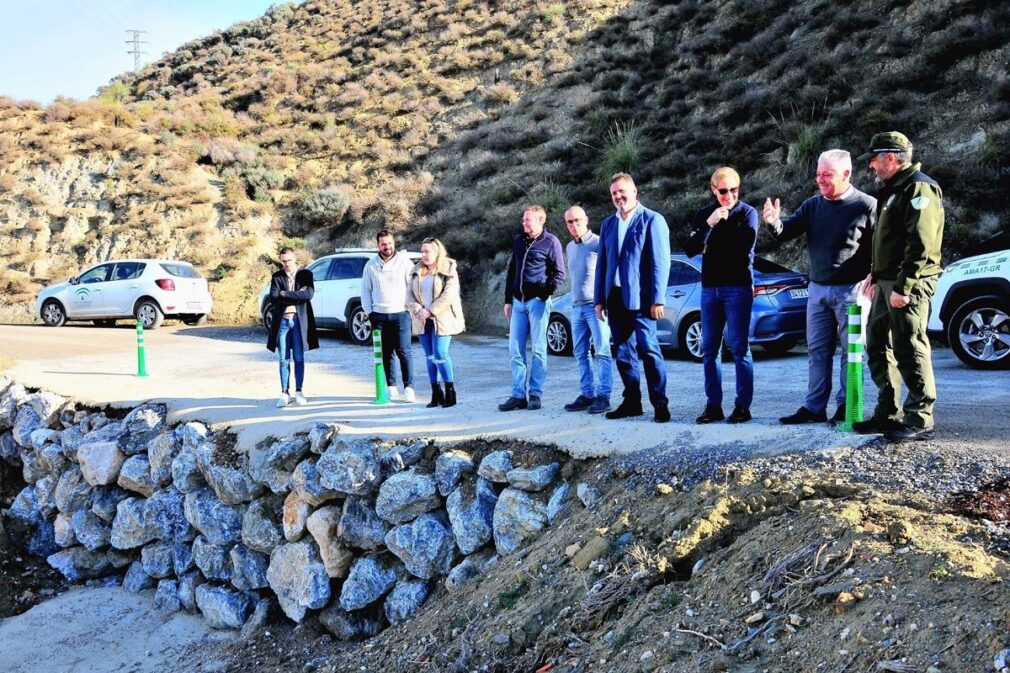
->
<box><xmin>177</xmin><ymin>442</ymin><xmax>1010</xmax><ymax>673</ymax></box>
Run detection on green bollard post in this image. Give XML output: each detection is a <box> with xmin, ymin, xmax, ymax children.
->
<box><xmin>837</xmin><ymin>303</ymin><xmax>863</xmax><ymax>432</ymax></box>
<box><xmin>136</xmin><ymin>320</ymin><xmax>149</xmax><ymax>377</ymax></box>
<box><xmin>373</xmin><ymin>328</ymin><xmax>388</xmax><ymax>404</ymax></box>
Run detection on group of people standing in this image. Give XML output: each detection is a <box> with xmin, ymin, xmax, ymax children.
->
<box><xmin>265</xmin><ymin>130</ymin><xmax>945</xmax><ymax>445</ymax></box>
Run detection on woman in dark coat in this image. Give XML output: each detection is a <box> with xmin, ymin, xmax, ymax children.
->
<box><xmin>266</xmin><ymin>247</ymin><xmax>319</xmax><ymax>407</ymax></box>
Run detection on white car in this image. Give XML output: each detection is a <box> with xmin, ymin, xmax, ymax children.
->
<box><xmin>928</xmin><ymin>248</ymin><xmax>1010</xmax><ymax>369</ymax></box>
<box><xmin>36</xmin><ymin>259</ymin><xmax>212</xmax><ymax>329</ymax></box>
<box><xmin>259</xmin><ymin>248</ymin><xmax>421</xmax><ymax>345</ymax></box>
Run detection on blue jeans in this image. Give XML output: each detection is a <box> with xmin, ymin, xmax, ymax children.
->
<box><xmin>371</xmin><ymin>311</ymin><xmax>413</xmax><ymax>387</ymax></box>
<box><xmin>571</xmin><ymin>303</ymin><xmax>612</xmax><ymax>400</ymax></box>
<box><xmin>804</xmin><ymin>282</ymin><xmax>855</xmax><ymax>414</ymax></box>
<box><xmin>701</xmin><ymin>286</ymin><xmax>753</xmax><ymax>410</ymax></box>
<box><xmin>419</xmin><ymin>320</ymin><xmax>454</xmax><ymax>383</ymax></box>
<box><xmin>277</xmin><ymin>316</ymin><xmax>305</xmax><ymax>393</ymax></box>
<box><xmin>509</xmin><ymin>298</ymin><xmax>550</xmax><ymax>399</ymax></box>
<box><xmin>607</xmin><ymin>290</ymin><xmax>667</xmax><ymax>409</ymax></box>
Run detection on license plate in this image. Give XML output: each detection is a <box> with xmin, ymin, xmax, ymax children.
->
<box><xmin>789</xmin><ymin>288</ymin><xmax>809</xmax><ymax>299</ymax></box>
<box><xmin>187</xmin><ymin>302</ymin><xmax>205</xmax><ymax>309</ymax></box>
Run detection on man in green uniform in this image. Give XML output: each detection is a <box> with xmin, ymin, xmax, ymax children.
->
<box><xmin>853</xmin><ymin>132</ymin><xmax>944</xmax><ymax>442</ymax></box>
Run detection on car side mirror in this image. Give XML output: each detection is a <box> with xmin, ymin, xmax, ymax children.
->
<box><xmin>69</xmin><ymin>277</ymin><xmax>79</xmax><ymax>285</ymax></box>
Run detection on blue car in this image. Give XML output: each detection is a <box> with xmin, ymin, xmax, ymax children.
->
<box><xmin>547</xmin><ymin>254</ymin><xmax>809</xmax><ymax>360</ymax></box>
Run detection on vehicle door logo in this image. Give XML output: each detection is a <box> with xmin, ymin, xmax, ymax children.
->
<box><xmin>74</xmin><ymin>287</ymin><xmax>92</xmax><ymax>305</ymax></box>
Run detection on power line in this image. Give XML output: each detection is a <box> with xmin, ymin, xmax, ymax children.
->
<box><xmin>125</xmin><ymin>29</ymin><xmax>149</xmax><ymax>71</ymax></box>
<box><xmin>84</xmin><ymin>0</ymin><xmax>129</xmax><ymax>32</ymax></box>
<box><xmin>63</xmin><ymin>0</ymin><xmax>121</xmax><ymax>46</ymax></box>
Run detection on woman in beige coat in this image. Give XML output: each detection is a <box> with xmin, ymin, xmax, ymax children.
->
<box><xmin>407</xmin><ymin>237</ymin><xmax>466</xmax><ymax>407</ymax></box>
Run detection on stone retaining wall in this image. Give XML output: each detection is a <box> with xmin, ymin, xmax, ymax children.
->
<box><xmin>0</xmin><ymin>376</ymin><xmax>585</xmax><ymax>637</ymax></box>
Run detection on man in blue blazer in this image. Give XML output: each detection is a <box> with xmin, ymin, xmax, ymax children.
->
<box><xmin>593</xmin><ymin>173</ymin><xmax>672</xmax><ymax>422</ymax></box>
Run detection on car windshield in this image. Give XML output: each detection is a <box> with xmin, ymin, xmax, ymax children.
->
<box><xmin>159</xmin><ymin>263</ymin><xmax>201</xmax><ymax>278</ymax></box>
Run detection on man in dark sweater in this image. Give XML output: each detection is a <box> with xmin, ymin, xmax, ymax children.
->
<box><xmin>685</xmin><ymin>167</ymin><xmax>759</xmax><ymax>424</ymax></box>
<box><xmin>764</xmin><ymin>149</ymin><xmax>876</xmax><ymax>424</ymax></box>
<box><xmin>499</xmin><ymin>205</ymin><xmax>566</xmax><ymax>411</ymax></box>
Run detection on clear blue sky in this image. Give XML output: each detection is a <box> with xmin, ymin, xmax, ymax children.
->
<box><xmin>0</xmin><ymin>0</ymin><xmax>295</xmax><ymax>103</ymax></box>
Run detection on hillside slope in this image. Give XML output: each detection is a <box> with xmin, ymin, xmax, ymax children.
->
<box><xmin>1</xmin><ymin>0</ymin><xmax>1007</xmax><ymax>325</ymax></box>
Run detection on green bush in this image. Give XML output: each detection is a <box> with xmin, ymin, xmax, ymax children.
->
<box><xmin>595</xmin><ymin>121</ymin><xmax>643</xmax><ymax>183</ymax></box>
<box><xmin>295</xmin><ymin>187</ymin><xmax>351</xmax><ymax>225</ymax></box>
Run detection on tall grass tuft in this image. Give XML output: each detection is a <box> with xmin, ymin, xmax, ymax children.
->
<box><xmin>595</xmin><ymin>121</ymin><xmax>643</xmax><ymax>183</ymax></box>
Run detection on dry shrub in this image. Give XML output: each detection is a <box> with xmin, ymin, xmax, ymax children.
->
<box><xmin>485</xmin><ymin>83</ymin><xmax>519</xmax><ymax>105</ymax></box>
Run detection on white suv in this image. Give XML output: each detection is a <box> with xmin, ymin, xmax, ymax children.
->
<box><xmin>36</xmin><ymin>259</ymin><xmax>212</xmax><ymax>329</ymax></box>
<box><xmin>259</xmin><ymin>248</ymin><xmax>421</xmax><ymax>345</ymax></box>
<box><xmin>928</xmin><ymin>248</ymin><xmax>1010</xmax><ymax>369</ymax></box>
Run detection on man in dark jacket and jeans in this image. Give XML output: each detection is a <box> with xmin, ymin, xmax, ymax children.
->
<box><xmin>266</xmin><ymin>247</ymin><xmax>319</xmax><ymax>407</ymax></box>
<box><xmin>499</xmin><ymin>205</ymin><xmax>566</xmax><ymax>411</ymax></box>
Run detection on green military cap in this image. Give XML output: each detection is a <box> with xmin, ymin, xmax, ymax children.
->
<box><xmin>857</xmin><ymin>131</ymin><xmax>912</xmax><ymax>161</ymax></box>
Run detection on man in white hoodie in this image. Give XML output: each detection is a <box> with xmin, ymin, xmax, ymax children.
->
<box><xmin>361</xmin><ymin>230</ymin><xmax>415</xmax><ymax>402</ymax></box>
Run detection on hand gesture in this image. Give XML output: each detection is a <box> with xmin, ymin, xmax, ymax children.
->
<box><xmin>763</xmin><ymin>197</ymin><xmax>781</xmax><ymax>225</ymax></box>
<box><xmin>503</xmin><ymin>304</ymin><xmax>512</xmax><ymax>320</ymax></box>
<box><xmin>706</xmin><ymin>207</ymin><xmax>729</xmax><ymax>227</ymax></box>
<box><xmin>595</xmin><ymin>304</ymin><xmax>606</xmax><ymax>321</ymax></box>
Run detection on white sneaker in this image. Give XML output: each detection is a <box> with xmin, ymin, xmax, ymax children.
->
<box><xmin>293</xmin><ymin>392</ymin><xmax>307</xmax><ymax>406</ymax></box>
<box><xmin>387</xmin><ymin>386</ymin><xmax>400</xmax><ymax>401</ymax></box>
<box><xmin>275</xmin><ymin>393</ymin><xmax>290</xmax><ymax>408</ymax></box>
<box><xmin>403</xmin><ymin>386</ymin><xmax>416</xmax><ymax>403</ymax></box>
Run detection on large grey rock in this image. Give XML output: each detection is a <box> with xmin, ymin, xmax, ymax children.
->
<box><xmin>282</xmin><ymin>490</ymin><xmax>311</xmax><ymax>542</ymax></box>
<box><xmin>54</xmin><ymin>465</ymin><xmax>93</xmax><ymax>514</ymax></box>
<box><xmin>193</xmin><ymin>535</ymin><xmax>233</xmax><ymax>581</ymax></box>
<box><xmin>24</xmin><ymin>391</ymin><xmax>66</xmax><ymax>429</ymax></box>
<box><xmin>147</xmin><ymin>431</ymin><xmax>181</xmax><ymax>486</ymax></box>
<box><xmin>375</xmin><ymin>470</ymin><xmax>440</xmax><ymax>524</ymax></box>
<box><xmin>290</xmin><ymin>459</ymin><xmax>339</xmax><ymax>506</ymax></box>
<box><xmin>106</xmin><ymin>548</ymin><xmax>134</xmax><ymax>569</ymax></box>
<box><xmin>71</xmin><ymin>509</ymin><xmax>112</xmax><ymax>551</ymax></box>
<box><xmin>446</xmin><ymin>477</ymin><xmax>498</xmax><ymax>555</ymax></box>
<box><xmin>170</xmin><ymin>446</ymin><xmax>205</xmax><ymax>493</ymax></box>
<box><xmin>339</xmin><ymin>554</ymin><xmax>401</xmax><ymax>611</ymax></box>
<box><xmin>91</xmin><ymin>485</ymin><xmax>129</xmax><ymax>522</ymax></box>
<box><xmin>307</xmin><ymin>422</ymin><xmax>337</xmax><ymax>454</ymax></box>
<box><xmin>248</xmin><ymin>437</ymin><xmax>310</xmax><ymax>494</ymax></box>
<box><xmin>0</xmin><ymin>383</ymin><xmax>28</xmax><ymax>430</ymax></box>
<box><xmin>183</xmin><ymin>488</ymin><xmax>244</xmax><ymax>545</ymax></box>
<box><xmin>338</xmin><ymin>497</ymin><xmax>390</xmax><ymax>551</ymax></box>
<box><xmin>377</xmin><ymin>441</ymin><xmax>427</xmax><ymax>478</ymax></box>
<box><xmin>577</xmin><ymin>482</ymin><xmax>603</xmax><ymax>509</ymax></box>
<box><xmin>196</xmin><ymin>439</ymin><xmax>263</xmax><ymax>505</ymax></box>
<box><xmin>47</xmin><ymin>546</ymin><xmax>115</xmax><ymax>581</ymax></box>
<box><xmin>239</xmin><ymin>598</ymin><xmax>272</xmax><ymax>639</ymax></box>
<box><xmin>29</xmin><ymin>520</ymin><xmax>59</xmax><ymax>558</ymax></box>
<box><xmin>141</xmin><ymin>541</ymin><xmax>176</xmax><ymax>578</ymax></box>
<box><xmin>445</xmin><ymin>549</ymin><xmax>498</xmax><ymax>592</ymax></box>
<box><xmin>123</xmin><ymin>560</ymin><xmax>156</xmax><ymax>593</ymax></box>
<box><xmin>155</xmin><ymin>579</ymin><xmax>182</xmax><ymax>612</ymax></box>
<box><xmin>119</xmin><ymin>403</ymin><xmax>166</xmax><ymax>454</ymax></box>
<box><xmin>9</xmin><ymin>486</ymin><xmax>41</xmax><ymax>525</ymax></box>
<box><xmin>507</xmin><ymin>463</ymin><xmax>559</xmax><ymax>492</ymax></box>
<box><xmin>118</xmin><ymin>454</ymin><xmax>156</xmax><ymax>496</ymax></box>
<box><xmin>0</xmin><ymin>431</ymin><xmax>18</xmax><ymax>463</ymax></box>
<box><xmin>30</xmin><ymin>428</ymin><xmax>59</xmax><ymax>451</ymax></box>
<box><xmin>242</xmin><ymin>495</ymin><xmax>284</xmax><ymax>553</ymax></box>
<box><xmin>176</xmin><ymin>421</ymin><xmax>209</xmax><ymax>449</ymax></box>
<box><xmin>435</xmin><ymin>450</ymin><xmax>474</xmax><ymax>496</ymax></box>
<box><xmin>318</xmin><ymin>606</ymin><xmax>383</xmax><ymax>641</ymax></box>
<box><xmin>178</xmin><ymin>571</ymin><xmax>205</xmax><ymax>612</ymax></box>
<box><xmin>230</xmin><ymin>544</ymin><xmax>270</xmax><ymax>590</ymax></box>
<box><xmin>111</xmin><ymin>497</ymin><xmax>155</xmax><ymax>549</ymax></box>
<box><xmin>385</xmin><ymin>512</ymin><xmax>458</xmax><ymax>580</ymax></box>
<box><xmin>20</xmin><ymin>448</ymin><xmax>46</xmax><ymax>483</ymax></box>
<box><xmin>35</xmin><ymin>475</ymin><xmax>58</xmax><ymax>518</ymax></box>
<box><xmin>77</xmin><ymin>440</ymin><xmax>125</xmax><ymax>486</ymax></box>
<box><xmin>58</xmin><ymin>424</ymin><xmax>85</xmax><ymax>461</ymax></box>
<box><xmin>266</xmin><ymin>541</ymin><xmax>331</xmax><ymax>622</ymax></box>
<box><xmin>477</xmin><ymin>450</ymin><xmax>513</xmax><ymax>482</ymax></box>
<box><xmin>147</xmin><ymin>488</ymin><xmax>193</xmax><ymax>542</ymax></box>
<box><xmin>35</xmin><ymin>438</ymin><xmax>67</xmax><ymax>474</ymax></box>
<box><xmin>492</xmin><ymin>488</ymin><xmax>548</xmax><ymax>555</ymax></box>
<box><xmin>547</xmin><ymin>482</ymin><xmax>572</xmax><ymax>524</ymax></box>
<box><xmin>173</xmin><ymin>541</ymin><xmax>195</xmax><ymax>575</ymax></box>
<box><xmin>316</xmin><ymin>440</ymin><xmax>381</xmax><ymax>495</ymax></box>
<box><xmin>53</xmin><ymin>512</ymin><xmax>77</xmax><ymax>547</ymax></box>
<box><xmin>12</xmin><ymin>405</ymin><xmax>42</xmax><ymax>448</ymax></box>
<box><xmin>306</xmin><ymin>506</ymin><xmax>353</xmax><ymax>578</ymax></box>
<box><xmin>195</xmin><ymin>584</ymin><xmax>254</xmax><ymax>629</ymax></box>
<box><xmin>384</xmin><ymin>579</ymin><xmax>429</xmax><ymax>623</ymax></box>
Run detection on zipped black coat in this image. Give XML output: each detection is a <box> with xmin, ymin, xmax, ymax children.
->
<box><xmin>266</xmin><ymin>268</ymin><xmax>320</xmax><ymax>352</ymax></box>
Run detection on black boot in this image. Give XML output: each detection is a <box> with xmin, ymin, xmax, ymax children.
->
<box><xmin>426</xmin><ymin>382</ymin><xmax>444</xmax><ymax>408</ymax></box>
<box><xmin>442</xmin><ymin>382</ymin><xmax>457</xmax><ymax>408</ymax></box>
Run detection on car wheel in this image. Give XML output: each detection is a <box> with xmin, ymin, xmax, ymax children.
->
<box><xmin>761</xmin><ymin>337</ymin><xmax>800</xmax><ymax>355</ymax></box>
<box><xmin>546</xmin><ymin>314</ymin><xmax>572</xmax><ymax>356</ymax></box>
<box><xmin>134</xmin><ymin>299</ymin><xmax>165</xmax><ymax>330</ymax></box>
<box><xmin>181</xmin><ymin>314</ymin><xmax>207</xmax><ymax>326</ymax></box>
<box><xmin>261</xmin><ymin>303</ymin><xmax>274</xmax><ymax>333</ymax></box>
<box><xmin>348</xmin><ymin>305</ymin><xmax>372</xmax><ymax>345</ymax></box>
<box><xmin>93</xmin><ymin>319</ymin><xmax>117</xmax><ymax>327</ymax></box>
<box><xmin>947</xmin><ymin>295</ymin><xmax>1010</xmax><ymax>369</ymax></box>
<box><xmin>41</xmin><ymin>300</ymin><xmax>67</xmax><ymax>327</ymax></box>
<box><xmin>679</xmin><ymin>314</ymin><xmax>703</xmax><ymax>362</ymax></box>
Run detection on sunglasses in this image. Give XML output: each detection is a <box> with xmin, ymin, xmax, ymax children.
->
<box><xmin>714</xmin><ymin>187</ymin><xmax>739</xmax><ymax>195</ymax></box>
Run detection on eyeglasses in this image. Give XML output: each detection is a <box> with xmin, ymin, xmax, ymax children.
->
<box><xmin>564</xmin><ymin>218</ymin><xmax>586</xmax><ymax>224</ymax></box>
<box><xmin>713</xmin><ymin>187</ymin><xmax>739</xmax><ymax>195</ymax></box>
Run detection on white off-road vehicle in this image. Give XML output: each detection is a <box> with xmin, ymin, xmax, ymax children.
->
<box><xmin>928</xmin><ymin>249</ymin><xmax>1010</xmax><ymax>369</ymax></box>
